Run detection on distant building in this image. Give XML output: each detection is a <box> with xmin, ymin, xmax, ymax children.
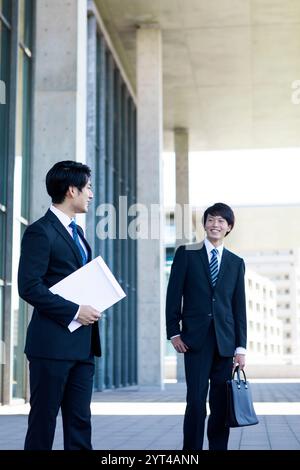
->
<box><xmin>245</xmin><ymin>269</ymin><xmax>283</xmax><ymax>364</ymax></box>
<box><xmin>243</xmin><ymin>250</ymin><xmax>300</xmax><ymax>364</ymax></box>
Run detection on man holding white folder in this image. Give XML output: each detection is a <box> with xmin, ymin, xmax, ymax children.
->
<box><xmin>18</xmin><ymin>161</ymin><xmax>101</xmax><ymax>450</ymax></box>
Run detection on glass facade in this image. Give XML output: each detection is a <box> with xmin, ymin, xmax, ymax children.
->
<box><xmin>0</xmin><ymin>0</ymin><xmax>12</xmax><ymax>403</ymax></box>
<box><xmin>0</xmin><ymin>0</ymin><xmax>33</xmax><ymax>403</ymax></box>
<box><xmin>87</xmin><ymin>15</ymin><xmax>137</xmax><ymax>390</ymax></box>
<box><xmin>11</xmin><ymin>0</ymin><xmax>33</xmax><ymax>399</ymax></box>
<box><xmin>1</xmin><ymin>2</ymin><xmax>138</xmax><ymax>403</ymax></box>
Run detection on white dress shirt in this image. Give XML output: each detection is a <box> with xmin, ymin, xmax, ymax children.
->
<box><xmin>204</xmin><ymin>237</ymin><xmax>223</xmax><ymax>270</ymax></box>
<box><xmin>50</xmin><ymin>205</ymin><xmax>87</xmax><ymax>257</ymax></box>
<box><xmin>50</xmin><ymin>205</ymin><xmax>87</xmax><ymax>320</ymax></box>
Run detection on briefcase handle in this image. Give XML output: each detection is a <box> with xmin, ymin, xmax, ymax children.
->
<box><xmin>232</xmin><ymin>365</ymin><xmax>248</xmax><ymax>389</ymax></box>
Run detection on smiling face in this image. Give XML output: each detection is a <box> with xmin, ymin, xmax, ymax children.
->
<box><xmin>204</xmin><ymin>213</ymin><xmax>231</xmax><ymax>246</ymax></box>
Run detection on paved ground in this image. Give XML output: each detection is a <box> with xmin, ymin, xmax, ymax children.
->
<box><xmin>0</xmin><ymin>381</ymin><xmax>300</xmax><ymax>450</ymax></box>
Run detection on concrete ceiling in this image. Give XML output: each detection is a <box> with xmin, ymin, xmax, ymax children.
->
<box><xmin>95</xmin><ymin>0</ymin><xmax>300</xmax><ymax>151</ymax></box>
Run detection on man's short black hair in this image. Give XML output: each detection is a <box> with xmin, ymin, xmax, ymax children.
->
<box><xmin>203</xmin><ymin>202</ymin><xmax>235</xmax><ymax>235</ymax></box>
<box><xmin>46</xmin><ymin>160</ymin><xmax>91</xmax><ymax>204</ymax></box>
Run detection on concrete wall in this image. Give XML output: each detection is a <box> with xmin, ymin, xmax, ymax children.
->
<box><xmin>31</xmin><ymin>0</ymin><xmax>87</xmax><ymax>222</ymax></box>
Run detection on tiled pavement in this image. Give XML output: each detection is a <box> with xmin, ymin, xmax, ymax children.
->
<box><xmin>0</xmin><ymin>381</ymin><xmax>300</xmax><ymax>450</ymax></box>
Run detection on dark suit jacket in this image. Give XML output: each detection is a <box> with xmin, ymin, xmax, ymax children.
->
<box><xmin>166</xmin><ymin>242</ymin><xmax>247</xmax><ymax>356</ymax></box>
<box><xmin>18</xmin><ymin>209</ymin><xmax>101</xmax><ymax>360</ymax></box>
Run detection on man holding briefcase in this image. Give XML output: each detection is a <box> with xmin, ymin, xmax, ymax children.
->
<box><xmin>166</xmin><ymin>202</ymin><xmax>247</xmax><ymax>450</ymax></box>
<box><xmin>18</xmin><ymin>161</ymin><xmax>101</xmax><ymax>450</ymax></box>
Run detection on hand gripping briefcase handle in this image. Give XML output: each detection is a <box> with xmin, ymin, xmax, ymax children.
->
<box><xmin>226</xmin><ymin>365</ymin><xmax>259</xmax><ymax>428</ymax></box>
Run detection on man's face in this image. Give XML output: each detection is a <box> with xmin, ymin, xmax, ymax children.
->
<box><xmin>72</xmin><ymin>179</ymin><xmax>93</xmax><ymax>213</ymax></box>
<box><xmin>204</xmin><ymin>213</ymin><xmax>231</xmax><ymax>243</ymax></box>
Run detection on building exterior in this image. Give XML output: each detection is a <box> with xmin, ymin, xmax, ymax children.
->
<box><xmin>243</xmin><ymin>250</ymin><xmax>300</xmax><ymax>364</ymax></box>
<box><xmin>2</xmin><ymin>0</ymin><xmax>300</xmax><ymax>403</ymax></box>
<box><xmin>245</xmin><ymin>268</ymin><xmax>283</xmax><ymax>364</ymax></box>
<box><xmin>0</xmin><ymin>0</ymin><xmax>138</xmax><ymax>404</ymax></box>
<box><xmin>1</xmin><ymin>0</ymin><xmax>34</xmax><ymax>404</ymax></box>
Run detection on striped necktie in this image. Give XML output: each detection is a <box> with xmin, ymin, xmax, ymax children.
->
<box><xmin>69</xmin><ymin>220</ymin><xmax>88</xmax><ymax>265</ymax></box>
<box><xmin>209</xmin><ymin>248</ymin><xmax>219</xmax><ymax>287</ymax></box>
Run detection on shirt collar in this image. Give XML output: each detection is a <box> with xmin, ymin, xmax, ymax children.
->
<box><xmin>204</xmin><ymin>238</ymin><xmax>224</xmax><ymax>258</ymax></box>
<box><xmin>50</xmin><ymin>205</ymin><xmax>74</xmax><ymax>229</ymax></box>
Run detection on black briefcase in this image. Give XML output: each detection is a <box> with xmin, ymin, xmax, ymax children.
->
<box><xmin>226</xmin><ymin>366</ymin><xmax>259</xmax><ymax>427</ymax></box>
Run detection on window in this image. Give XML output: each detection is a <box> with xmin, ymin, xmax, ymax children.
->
<box><xmin>0</xmin><ymin>0</ymin><xmax>12</xmax><ymax>400</ymax></box>
<box><xmin>0</xmin><ymin>0</ymin><xmax>33</xmax><ymax>402</ymax></box>
<box><xmin>11</xmin><ymin>0</ymin><xmax>33</xmax><ymax>400</ymax></box>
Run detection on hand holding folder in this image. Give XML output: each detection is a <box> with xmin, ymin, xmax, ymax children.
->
<box><xmin>49</xmin><ymin>256</ymin><xmax>126</xmax><ymax>332</ymax></box>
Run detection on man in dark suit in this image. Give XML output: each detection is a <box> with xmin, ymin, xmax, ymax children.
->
<box><xmin>18</xmin><ymin>161</ymin><xmax>101</xmax><ymax>450</ymax></box>
<box><xmin>166</xmin><ymin>202</ymin><xmax>247</xmax><ymax>450</ymax></box>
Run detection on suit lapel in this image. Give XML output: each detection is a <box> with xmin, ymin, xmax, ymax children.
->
<box><xmin>45</xmin><ymin>209</ymin><xmax>83</xmax><ymax>267</ymax></box>
<box><xmin>214</xmin><ymin>248</ymin><xmax>229</xmax><ymax>289</ymax></box>
<box><xmin>77</xmin><ymin>226</ymin><xmax>92</xmax><ymax>262</ymax></box>
<box><xmin>198</xmin><ymin>245</ymin><xmax>213</xmax><ymax>289</ymax></box>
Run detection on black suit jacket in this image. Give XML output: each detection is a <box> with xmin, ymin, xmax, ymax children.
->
<box><xmin>166</xmin><ymin>242</ymin><xmax>247</xmax><ymax>356</ymax></box>
<box><xmin>18</xmin><ymin>209</ymin><xmax>101</xmax><ymax>360</ymax></box>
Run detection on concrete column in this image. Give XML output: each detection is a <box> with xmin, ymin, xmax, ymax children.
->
<box><xmin>31</xmin><ymin>0</ymin><xmax>87</xmax><ymax>222</ymax></box>
<box><xmin>174</xmin><ymin>128</ymin><xmax>190</xmax><ymax>382</ymax></box>
<box><xmin>175</xmin><ymin>128</ymin><xmax>191</xmax><ymax>245</ymax></box>
<box><xmin>136</xmin><ymin>25</ymin><xmax>164</xmax><ymax>388</ymax></box>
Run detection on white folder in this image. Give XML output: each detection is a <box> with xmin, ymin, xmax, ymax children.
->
<box><xmin>49</xmin><ymin>256</ymin><xmax>126</xmax><ymax>332</ymax></box>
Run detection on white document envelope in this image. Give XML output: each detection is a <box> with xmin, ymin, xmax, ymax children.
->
<box><xmin>49</xmin><ymin>256</ymin><xmax>126</xmax><ymax>332</ymax></box>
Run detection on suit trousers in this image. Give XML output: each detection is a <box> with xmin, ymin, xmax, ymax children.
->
<box><xmin>183</xmin><ymin>320</ymin><xmax>233</xmax><ymax>450</ymax></box>
<box><xmin>24</xmin><ymin>355</ymin><xmax>95</xmax><ymax>450</ymax></box>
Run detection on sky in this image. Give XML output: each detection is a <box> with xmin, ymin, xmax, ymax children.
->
<box><xmin>163</xmin><ymin>148</ymin><xmax>300</xmax><ymax>208</ymax></box>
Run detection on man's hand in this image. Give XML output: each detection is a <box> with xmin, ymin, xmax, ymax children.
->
<box><xmin>77</xmin><ymin>305</ymin><xmax>101</xmax><ymax>326</ymax></box>
<box><xmin>171</xmin><ymin>336</ymin><xmax>189</xmax><ymax>353</ymax></box>
<box><xmin>233</xmin><ymin>353</ymin><xmax>245</xmax><ymax>370</ymax></box>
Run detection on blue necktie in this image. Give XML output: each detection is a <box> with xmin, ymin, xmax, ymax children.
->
<box><xmin>69</xmin><ymin>220</ymin><xmax>88</xmax><ymax>265</ymax></box>
<box><xmin>209</xmin><ymin>248</ymin><xmax>218</xmax><ymax>287</ymax></box>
